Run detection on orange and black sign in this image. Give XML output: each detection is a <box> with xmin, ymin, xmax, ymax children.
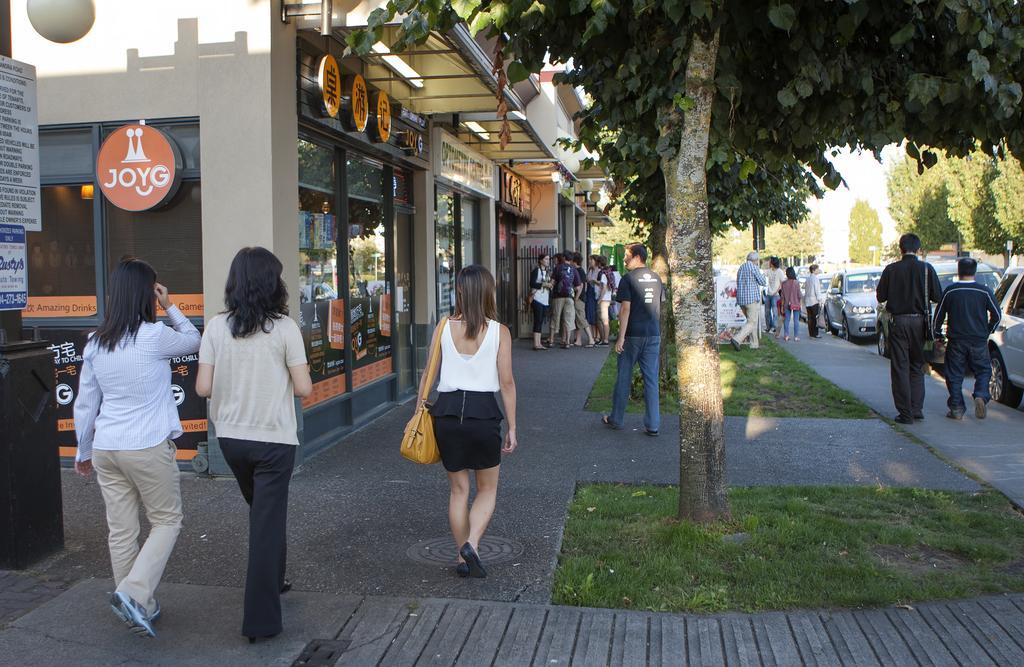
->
<box><xmin>374</xmin><ymin>91</ymin><xmax>391</xmax><ymax>143</ymax></box>
<box><xmin>317</xmin><ymin>55</ymin><xmax>341</xmax><ymax>118</ymax></box>
<box><xmin>350</xmin><ymin>74</ymin><xmax>369</xmax><ymax>132</ymax></box>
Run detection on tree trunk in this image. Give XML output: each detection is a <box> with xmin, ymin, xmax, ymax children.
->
<box><xmin>647</xmin><ymin>213</ymin><xmax>676</xmax><ymax>390</ymax></box>
<box><xmin>662</xmin><ymin>30</ymin><xmax>730</xmax><ymax>523</ymax></box>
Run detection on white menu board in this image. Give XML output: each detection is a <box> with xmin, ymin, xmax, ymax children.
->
<box><xmin>0</xmin><ymin>56</ymin><xmax>40</xmax><ymax>232</ymax></box>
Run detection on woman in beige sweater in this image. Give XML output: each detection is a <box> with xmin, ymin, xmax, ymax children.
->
<box><xmin>196</xmin><ymin>247</ymin><xmax>312</xmax><ymax>643</ymax></box>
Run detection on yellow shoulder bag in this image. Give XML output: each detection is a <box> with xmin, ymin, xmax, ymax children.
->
<box><xmin>400</xmin><ymin>317</ymin><xmax>447</xmax><ymax>464</ymax></box>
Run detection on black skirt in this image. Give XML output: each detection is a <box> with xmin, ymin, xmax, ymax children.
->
<box><xmin>430</xmin><ymin>391</ymin><xmax>503</xmax><ymax>472</ymax></box>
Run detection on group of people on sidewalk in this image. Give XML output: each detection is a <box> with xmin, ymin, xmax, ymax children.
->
<box><xmin>730</xmin><ymin>251</ymin><xmax>824</xmax><ymax>350</ymax></box>
<box><xmin>71</xmin><ymin>250</ymin><xmax>519</xmax><ymax>644</ymax></box>
<box><xmin>527</xmin><ymin>250</ymin><xmax>620</xmax><ymax>350</ymax></box>
<box><xmin>878</xmin><ymin>233</ymin><xmax>1001</xmax><ymax>424</ymax></box>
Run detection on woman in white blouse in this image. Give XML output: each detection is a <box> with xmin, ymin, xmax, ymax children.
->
<box><xmin>73</xmin><ymin>259</ymin><xmax>201</xmax><ymax>638</ymax></box>
<box><xmin>418</xmin><ymin>265</ymin><xmax>517</xmax><ymax>578</ymax></box>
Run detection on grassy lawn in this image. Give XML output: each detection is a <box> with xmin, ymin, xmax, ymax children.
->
<box><xmin>586</xmin><ymin>339</ymin><xmax>871</xmax><ymax>419</ymax></box>
<box><xmin>554</xmin><ymin>484</ymin><xmax>1024</xmax><ymax>613</ymax></box>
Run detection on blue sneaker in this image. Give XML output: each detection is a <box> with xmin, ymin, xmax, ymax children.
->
<box><xmin>110</xmin><ymin>592</ymin><xmax>156</xmax><ymax>637</ymax></box>
<box><xmin>148</xmin><ymin>600</ymin><xmax>161</xmax><ymax>623</ymax></box>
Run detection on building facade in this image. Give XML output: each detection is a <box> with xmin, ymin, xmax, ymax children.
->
<box><xmin>11</xmin><ymin>0</ymin><xmax>600</xmax><ymax>465</ymax></box>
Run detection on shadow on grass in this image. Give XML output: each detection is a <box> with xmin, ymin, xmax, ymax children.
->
<box><xmin>585</xmin><ymin>338</ymin><xmax>872</xmax><ymax>419</ymax></box>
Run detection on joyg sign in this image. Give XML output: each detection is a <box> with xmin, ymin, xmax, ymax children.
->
<box><xmin>96</xmin><ymin>122</ymin><xmax>182</xmax><ymax>211</ymax></box>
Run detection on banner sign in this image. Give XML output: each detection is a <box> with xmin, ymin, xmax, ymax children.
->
<box><xmin>435</xmin><ymin>130</ymin><xmax>494</xmax><ymax>198</ymax></box>
<box><xmin>96</xmin><ymin>122</ymin><xmax>182</xmax><ymax>211</ymax></box>
<box><xmin>47</xmin><ymin>329</ymin><xmax>206</xmax><ymax>460</ymax></box>
<box><xmin>0</xmin><ymin>56</ymin><xmax>40</xmax><ymax>232</ymax></box>
<box><xmin>0</xmin><ymin>224</ymin><xmax>27</xmax><ymax>310</ymax></box>
<box><xmin>715</xmin><ymin>274</ymin><xmax>747</xmax><ymax>329</ymax></box>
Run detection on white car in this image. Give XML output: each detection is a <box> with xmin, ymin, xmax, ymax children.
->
<box><xmin>990</xmin><ymin>267</ymin><xmax>1024</xmax><ymax>408</ymax></box>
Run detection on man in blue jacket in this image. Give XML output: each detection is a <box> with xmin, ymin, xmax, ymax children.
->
<box><xmin>933</xmin><ymin>257</ymin><xmax>1002</xmax><ymax>420</ymax></box>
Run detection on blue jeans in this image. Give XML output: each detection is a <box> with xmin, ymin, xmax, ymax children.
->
<box><xmin>784</xmin><ymin>308</ymin><xmax>800</xmax><ymax>338</ymax></box>
<box><xmin>944</xmin><ymin>339</ymin><xmax>991</xmax><ymax>411</ymax></box>
<box><xmin>610</xmin><ymin>336</ymin><xmax>661</xmax><ymax>432</ymax></box>
<box><xmin>766</xmin><ymin>295</ymin><xmax>780</xmax><ymax>331</ymax></box>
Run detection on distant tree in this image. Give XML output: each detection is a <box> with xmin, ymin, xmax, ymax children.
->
<box><xmin>991</xmin><ymin>155</ymin><xmax>1024</xmax><ymax>247</ymax></box>
<box><xmin>765</xmin><ymin>214</ymin><xmax>823</xmax><ymax>265</ymax></box>
<box><xmin>848</xmin><ymin>201</ymin><xmax>882</xmax><ymax>264</ymax></box>
<box><xmin>713</xmin><ymin>227</ymin><xmax>754</xmax><ymax>266</ymax></box>
<box><xmin>888</xmin><ymin>157</ymin><xmax>959</xmax><ymax>252</ymax></box>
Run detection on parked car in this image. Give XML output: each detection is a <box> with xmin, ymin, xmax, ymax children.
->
<box><xmin>877</xmin><ymin>261</ymin><xmax>1002</xmax><ymax>367</ymax></box>
<box><xmin>989</xmin><ymin>267</ymin><xmax>1024</xmax><ymax>408</ymax></box>
<box><xmin>800</xmin><ymin>273</ymin><xmax>831</xmax><ymax>322</ymax></box>
<box><xmin>822</xmin><ymin>269</ymin><xmax>883</xmax><ymax>340</ymax></box>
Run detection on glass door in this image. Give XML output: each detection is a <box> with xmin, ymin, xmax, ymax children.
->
<box><xmin>394</xmin><ymin>211</ymin><xmax>415</xmax><ymax>395</ymax></box>
<box><xmin>436</xmin><ymin>189</ymin><xmax>456</xmax><ymax>318</ymax></box>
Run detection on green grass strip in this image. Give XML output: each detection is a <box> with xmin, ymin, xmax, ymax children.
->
<box><xmin>586</xmin><ymin>338</ymin><xmax>872</xmax><ymax>419</ymax></box>
<box><xmin>554</xmin><ymin>484</ymin><xmax>1024</xmax><ymax>613</ymax></box>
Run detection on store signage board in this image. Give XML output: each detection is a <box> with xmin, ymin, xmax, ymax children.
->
<box><xmin>0</xmin><ymin>224</ymin><xmax>27</xmax><ymax>311</ymax></box>
<box><xmin>317</xmin><ymin>55</ymin><xmax>341</xmax><ymax>118</ymax></box>
<box><xmin>96</xmin><ymin>122</ymin><xmax>182</xmax><ymax>211</ymax></box>
<box><xmin>435</xmin><ymin>130</ymin><xmax>494</xmax><ymax>198</ymax></box>
<box><xmin>0</xmin><ymin>56</ymin><xmax>41</xmax><ymax>232</ymax></box>
<box><xmin>374</xmin><ymin>91</ymin><xmax>391</xmax><ymax>143</ymax></box>
<box><xmin>351</xmin><ymin>74</ymin><xmax>369</xmax><ymax>132</ymax></box>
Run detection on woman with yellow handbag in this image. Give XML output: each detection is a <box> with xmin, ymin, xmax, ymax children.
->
<box><xmin>411</xmin><ymin>265</ymin><xmax>518</xmax><ymax>578</ymax></box>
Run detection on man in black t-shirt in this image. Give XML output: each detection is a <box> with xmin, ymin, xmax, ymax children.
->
<box><xmin>602</xmin><ymin>243</ymin><xmax>665</xmax><ymax>435</ymax></box>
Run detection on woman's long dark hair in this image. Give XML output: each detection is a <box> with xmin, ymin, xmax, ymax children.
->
<box><xmin>453</xmin><ymin>264</ymin><xmax>497</xmax><ymax>339</ymax></box>
<box><xmin>94</xmin><ymin>259</ymin><xmax>158</xmax><ymax>352</ymax></box>
<box><xmin>224</xmin><ymin>247</ymin><xmax>289</xmax><ymax>338</ymax></box>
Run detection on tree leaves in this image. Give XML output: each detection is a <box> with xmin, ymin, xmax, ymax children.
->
<box><xmin>890</xmin><ymin>22</ymin><xmax>915</xmax><ymax>47</ymax></box>
<box><xmin>768</xmin><ymin>3</ymin><xmax>796</xmax><ymax>32</ymax></box>
<box><xmin>507</xmin><ymin>61</ymin><xmax>531</xmax><ymax>83</ymax></box>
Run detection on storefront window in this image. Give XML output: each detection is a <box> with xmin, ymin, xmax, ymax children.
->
<box><xmin>298</xmin><ymin>138</ymin><xmax>346</xmax><ymax>407</ymax></box>
<box><xmin>25</xmin><ymin>185</ymin><xmax>97</xmax><ymax>318</ymax></box>
<box><xmin>436</xmin><ymin>190</ymin><xmax>456</xmax><ymax>318</ymax></box>
<box><xmin>349</xmin><ymin>193</ymin><xmax>393</xmax><ymax>389</ymax></box>
<box><xmin>105</xmin><ymin>182</ymin><xmax>204</xmax><ymax>318</ymax></box>
<box><xmin>461</xmin><ymin>197</ymin><xmax>479</xmax><ymax>267</ymax></box>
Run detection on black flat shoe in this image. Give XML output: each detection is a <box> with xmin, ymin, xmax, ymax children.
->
<box><xmin>455</xmin><ymin>562</ymin><xmax>470</xmax><ymax>578</ymax></box>
<box><xmin>913</xmin><ymin>413</ymin><xmax>925</xmax><ymax>421</ymax></box>
<box><xmin>894</xmin><ymin>414</ymin><xmax>914</xmax><ymax>425</ymax></box>
<box><xmin>280</xmin><ymin>579</ymin><xmax>292</xmax><ymax>594</ymax></box>
<box><xmin>248</xmin><ymin>632</ymin><xmax>280</xmax><ymax>644</ymax></box>
<box><xmin>459</xmin><ymin>543</ymin><xmax>487</xmax><ymax>578</ymax></box>
<box><xmin>644</xmin><ymin>429</ymin><xmax>659</xmax><ymax>437</ymax></box>
<box><xmin>602</xmin><ymin>415</ymin><xmax>621</xmax><ymax>430</ymax></box>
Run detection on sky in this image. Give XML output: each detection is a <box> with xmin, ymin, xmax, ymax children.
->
<box><xmin>808</xmin><ymin>144</ymin><xmax>905</xmax><ymax>263</ymax></box>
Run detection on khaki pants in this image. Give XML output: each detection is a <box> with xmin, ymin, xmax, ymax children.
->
<box><xmin>94</xmin><ymin>440</ymin><xmax>183</xmax><ymax>615</ymax></box>
<box><xmin>734</xmin><ymin>303</ymin><xmax>763</xmax><ymax>349</ymax></box>
<box><xmin>551</xmin><ymin>297</ymin><xmax>576</xmax><ymax>339</ymax></box>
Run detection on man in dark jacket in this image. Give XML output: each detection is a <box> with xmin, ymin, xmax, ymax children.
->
<box><xmin>876</xmin><ymin>233</ymin><xmax>942</xmax><ymax>424</ymax></box>
<box><xmin>933</xmin><ymin>257</ymin><xmax>1002</xmax><ymax>420</ymax></box>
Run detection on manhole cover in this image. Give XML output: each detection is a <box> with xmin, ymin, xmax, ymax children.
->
<box><xmin>406</xmin><ymin>536</ymin><xmax>524</xmax><ymax>565</ymax></box>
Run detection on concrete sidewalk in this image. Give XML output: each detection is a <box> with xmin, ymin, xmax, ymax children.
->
<box><xmin>783</xmin><ymin>334</ymin><xmax>1024</xmax><ymax>508</ymax></box>
<box><xmin>4</xmin><ymin>578</ymin><xmax>1024</xmax><ymax>666</ymax></box>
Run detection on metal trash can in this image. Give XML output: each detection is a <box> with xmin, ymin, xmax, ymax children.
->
<box><xmin>0</xmin><ymin>341</ymin><xmax>64</xmax><ymax>569</ymax></box>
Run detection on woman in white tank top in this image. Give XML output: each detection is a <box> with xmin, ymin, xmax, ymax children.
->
<box><xmin>417</xmin><ymin>265</ymin><xmax>518</xmax><ymax>578</ymax></box>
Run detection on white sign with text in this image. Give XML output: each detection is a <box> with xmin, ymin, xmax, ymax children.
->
<box><xmin>0</xmin><ymin>56</ymin><xmax>40</xmax><ymax>232</ymax></box>
<box><xmin>0</xmin><ymin>224</ymin><xmax>27</xmax><ymax>310</ymax></box>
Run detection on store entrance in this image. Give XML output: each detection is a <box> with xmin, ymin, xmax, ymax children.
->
<box><xmin>496</xmin><ymin>218</ymin><xmax>519</xmax><ymax>335</ymax></box>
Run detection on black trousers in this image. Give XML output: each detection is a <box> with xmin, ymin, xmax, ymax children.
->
<box><xmin>806</xmin><ymin>304</ymin><xmax>820</xmax><ymax>338</ymax></box>
<box><xmin>889</xmin><ymin>315</ymin><xmax>927</xmax><ymax>419</ymax></box>
<box><xmin>219</xmin><ymin>438</ymin><xmax>296</xmax><ymax>638</ymax></box>
<box><xmin>531</xmin><ymin>300</ymin><xmax>548</xmax><ymax>334</ymax></box>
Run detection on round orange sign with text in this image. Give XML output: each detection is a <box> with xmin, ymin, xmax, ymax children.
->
<box><xmin>96</xmin><ymin>123</ymin><xmax>182</xmax><ymax>211</ymax></box>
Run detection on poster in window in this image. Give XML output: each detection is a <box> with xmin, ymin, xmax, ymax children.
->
<box><xmin>350</xmin><ymin>288</ymin><xmax>393</xmax><ymax>388</ymax></box>
<box><xmin>300</xmin><ymin>298</ymin><xmax>346</xmax><ymax>408</ymax></box>
<box><xmin>45</xmin><ymin>329</ymin><xmax>206</xmax><ymax>459</ymax></box>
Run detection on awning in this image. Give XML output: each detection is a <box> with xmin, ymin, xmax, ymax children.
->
<box><xmin>321</xmin><ymin>23</ymin><xmax>554</xmax><ymax>161</ymax></box>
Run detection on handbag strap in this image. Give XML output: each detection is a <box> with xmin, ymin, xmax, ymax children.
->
<box><xmin>419</xmin><ymin>317</ymin><xmax>448</xmax><ymax>403</ymax></box>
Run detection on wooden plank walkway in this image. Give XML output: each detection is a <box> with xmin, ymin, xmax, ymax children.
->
<box><xmin>315</xmin><ymin>593</ymin><xmax>1024</xmax><ymax>666</ymax></box>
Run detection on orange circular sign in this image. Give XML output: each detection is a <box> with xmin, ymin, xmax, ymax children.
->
<box><xmin>96</xmin><ymin>124</ymin><xmax>182</xmax><ymax>211</ymax></box>
<box><xmin>317</xmin><ymin>55</ymin><xmax>341</xmax><ymax>118</ymax></box>
<box><xmin>351</xmin><ymin>74</ymin><xmax>369</xmax><ymax>132</ymax></box>
<box><xmin>375</xmin><ymin>91</ymin><xmax>392</xmax><ymax>143</ymax></box>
